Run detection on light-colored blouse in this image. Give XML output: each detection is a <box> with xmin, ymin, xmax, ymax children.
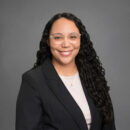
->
<box><xmin>59</xmin><ymin>72</ymin><xmax>92</xmax><ymax>130</ymax></box>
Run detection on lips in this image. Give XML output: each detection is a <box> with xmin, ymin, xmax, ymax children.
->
<box><xmin>58</xmin><ymin>50</ymin><xmax>72</xmax><ymax>56</ymax></box>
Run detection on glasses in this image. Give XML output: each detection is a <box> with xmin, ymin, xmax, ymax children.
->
<box><xmin>49</xmin><ymin>32</ymin><xmax>81</xmax><ymax>44</ymax></box>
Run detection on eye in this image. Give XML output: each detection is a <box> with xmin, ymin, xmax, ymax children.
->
<box><xmin>70</xmin><ymin>35</ymin><xmax>77</xmax><ymax>39</ymax></box>
<box><xmin>53</xmin><ymin>36</ymin><xmax>63</xmax><ymax>40</ymax></box>
<box><xmin>54</xmin><ymin>36</ymin><xmax>63</xmax><ymax>40</ymax></box>
<box><xmin>54</xmin><ymin>36</ymin><xmax>60</xmax><ymax>39</ymax></box>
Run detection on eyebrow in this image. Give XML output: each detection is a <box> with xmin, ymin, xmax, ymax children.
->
<box><xmin>50</xmin><ymin>33</ymin><xmax>63</xmax><ymax>35</ymax></box>
<box><xmin>50</xmin><ymin>32</ymin><xmax>79</xmax><ymax>35</ymax></box>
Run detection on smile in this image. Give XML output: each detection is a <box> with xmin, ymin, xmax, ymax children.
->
<box><xmin>58</xmin><ymin>50</ymin><xmax>72</xmax><ymax>56</ymax></box>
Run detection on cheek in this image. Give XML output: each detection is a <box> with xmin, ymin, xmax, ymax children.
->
<box><xmin>74</xmin><ymin>42</ymin><xmax>80</xmax><ymax>50</ymax></box>
<box><xmin>49</xmin><ymin>42</ymin><xmax>58</xmax><ymax>52</ymax></box>
<box><xmin>50</xmin><ymin>46</ymin><xmax>60</xmax><ymax>58</ymax></box>
<box><xmin>50</xmin><ymin>47</ymin><xmax>56</xmax><ymax>55</ymax></box>
<box><xmin>73</xmin><ymin>44</ymin><xmax>80</xmax><ymax>56</ymax></box>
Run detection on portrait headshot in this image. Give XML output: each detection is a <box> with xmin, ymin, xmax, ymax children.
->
<box><xmin>1</xmin><ymin>0</ymin><xmax>130</xmax><ymax>130</ymax></box>
<box><xmin>16</xmin><ymin>12</ymin><xmax>116</xmax><ymax>130</ymax></box>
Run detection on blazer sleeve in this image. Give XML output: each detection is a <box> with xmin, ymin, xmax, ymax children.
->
<box><xmin>15</xmin><ymin>73</ymin><xmax>57</xmax><ymax>130</ymax></box>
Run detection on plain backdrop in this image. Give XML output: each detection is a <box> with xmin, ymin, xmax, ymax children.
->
<box><xmin>1</xmin><ymin>0</ymin><xmax>130</xmax><ymax>130</ymax></box>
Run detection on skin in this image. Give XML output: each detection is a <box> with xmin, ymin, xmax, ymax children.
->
<box><xmin>48</xmin><ymin>18</ymin><xmax>81</xmax><ymax>76</ymax></box>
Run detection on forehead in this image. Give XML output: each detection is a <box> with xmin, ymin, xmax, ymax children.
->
<box><xmin>50</xmin><ymin>18</ymin><xmax>80</xmax><ymax>34</ymax></box>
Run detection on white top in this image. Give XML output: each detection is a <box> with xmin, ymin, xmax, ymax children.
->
<box><xmin>59</xmin><ymin>72</ymin><xmax>92</xmax><ymax>130</ymax></box>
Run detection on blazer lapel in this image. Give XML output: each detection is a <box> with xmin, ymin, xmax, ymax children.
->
<box><xmin>81</xmin><ymin>84</ymin><xmax>98</xmax><ymax>130</ymax></box>
<box><xmin>41</xmin><ymin>58</ymin><xmax>94</xmax><ymax>130</ymax></box>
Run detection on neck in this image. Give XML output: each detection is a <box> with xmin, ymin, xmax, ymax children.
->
<box><xmin>52</xmin><ymin>60</ymin><xmax>78</xmax><ymax>76</ymax></box>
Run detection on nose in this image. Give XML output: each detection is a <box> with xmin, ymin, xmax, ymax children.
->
<box><xmin>61</xmin><ymin>36</ymin><xmax>70</xmax><ymax>48</ymax></box>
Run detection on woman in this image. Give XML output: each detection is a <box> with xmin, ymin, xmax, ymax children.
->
<box><xmin>16</xmin><ymin>12</ymin><xmax>116</xmax><ymax>130</ymax></box>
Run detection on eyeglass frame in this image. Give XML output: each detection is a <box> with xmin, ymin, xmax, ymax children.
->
<box><xmin>49</xmin><ymin>32</ymin><xmax>81</xmax><ymax>44</ymax></box>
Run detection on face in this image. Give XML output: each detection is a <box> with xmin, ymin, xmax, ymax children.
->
<box><xmin>48</xmin><ymin>18</ymin><xmax>81</xmax><ymax>66</ymax></box>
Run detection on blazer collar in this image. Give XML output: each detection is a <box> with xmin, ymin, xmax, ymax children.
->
<box><xmin>41</xmin><ymin>58</ymin><xmax>96</xmax><ymax>130</ymax></box>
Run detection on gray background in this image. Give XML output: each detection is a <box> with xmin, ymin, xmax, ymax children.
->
<box><xmin>1</xmin><ymin>0</ymin><xmax>130</xmax><ymax>130</ymax></box>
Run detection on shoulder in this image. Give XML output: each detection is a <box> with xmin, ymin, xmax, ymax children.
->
<box><xmin>21</xmin><ymin>64</ymin><xmax>46</xmax><ymax>86</ymax></box>
<box><xmin>22</xmin><ymin>58</ymin><xmax>51</xmax><ymax>79</ymax></box>
<box><xmin>21</xmin><ymin>58</ymin><xmax>53</xmax><ymax>85</ymax></box>
<box><xmin>22</xmin><ymin>65</ymin><xmax>42</xmax><ymax>78</ymax></box>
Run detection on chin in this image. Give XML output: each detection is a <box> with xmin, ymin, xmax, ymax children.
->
<box><xmin>52</xmin><ymin>51</ymin><xmax>77</xmax><ymax>66</ymax></box>
<box><xmin>60</xmin><ymin>58</ymin><xmax>75</xmax><ymax>65</ymax></box>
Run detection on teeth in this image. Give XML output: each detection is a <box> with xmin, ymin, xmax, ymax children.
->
<box><xmin>59</xmin><ymin>51</ymin><xmax>72</xmax><ymax>56</ymax></box>
<box><xmin>61</xmin><ymin>51</ymin><xmax>70</xmax><ymax>55</ymax></box>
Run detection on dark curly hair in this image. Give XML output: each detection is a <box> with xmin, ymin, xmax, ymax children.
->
<box><xmin>33</xmin><ymin>12</ymin><xmax>114</xmax><ymax>123</ymax></box>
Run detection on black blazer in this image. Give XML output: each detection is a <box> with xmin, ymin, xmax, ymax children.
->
<box><xmin>16</xmin><ymin>58</ymin><xmax>116</xmax><ymax>130</ymax></box>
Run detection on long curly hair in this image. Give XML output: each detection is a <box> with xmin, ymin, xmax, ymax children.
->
<box><xmin>33</xmin><ymin>12</ymin><xmax>114</xmax><ymax>123</ymax></box>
